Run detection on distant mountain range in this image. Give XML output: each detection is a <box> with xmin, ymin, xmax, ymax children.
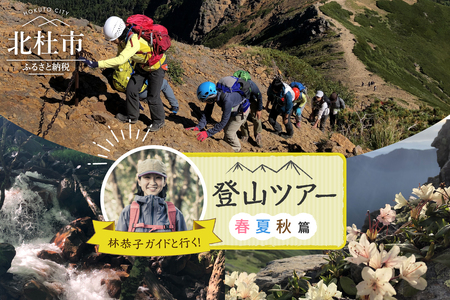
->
<box><xmin>347</xmin><ymin>148</ymin><xmax>440</xmax><ymax>227</ymax></box>
<box><xmin>227</xmin><ymin>160</ymin><xmax>312</xmax><ymax>179</ymax></box>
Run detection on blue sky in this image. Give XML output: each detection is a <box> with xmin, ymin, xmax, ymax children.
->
<box><xmin>363</xmin><ymin>115</ymin><xmax>450</xmax><ymax>158</ymax></box>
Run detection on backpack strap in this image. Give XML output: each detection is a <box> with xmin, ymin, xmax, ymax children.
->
<box><xmin>128</xmin><ymin>201</ymin><xmax>140</xmax><ymax>232</ymax></box>
<box><xmin>128</xmin><ymin>200</ymin><xmax>176</xmax><ymax>232</ymax></box>
<box><xmin>166</xmin><ymin>201</ymin><xmax>177</xmax><ymax>232</ymax></box>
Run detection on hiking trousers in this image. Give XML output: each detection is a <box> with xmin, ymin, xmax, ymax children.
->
<box><xmin>319</xmin><ymin>114</ymin><xmax>329</xmax><ymax>131</ymax></box>
<box><xmin>269</xmin><ymin>108</ymin><xmax>294</xmax><ymax>137</ymax></box>
<box><xmin>224</xmin><ymin>109</ymin><xmax>250</xmax><ymax>152</ymax></box>
<box><xmin>139</xmin><ymin>79</ymin><xmax>179</xmax><ymax>109</ymax></box>
<box><xmin>240</xmin><ymin>101</ymin><xmax>262</xmax><ymax>138</ymax></box>
<box><xmin>126</xmin><ymin>66</ymin><xmax>166</xmax><ymax>126</ymax></box>
<box><xmin>329</xmin><ymin>113</ymin><xmax>342</xmax><ymax>129</ymax></box>
<box><xmin>294</xmin><ymin>104</ymin><xmax>305</xmax><ymax>122</ymax></box>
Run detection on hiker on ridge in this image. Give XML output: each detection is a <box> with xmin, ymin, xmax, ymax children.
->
<box><xmin>79</xmin><ymin>16</ymin><xmax>167</xmax><ymax>132</ymax></box>
<box><xmin>187</xmin><ymin>77</ymin><xmax>250</xmax><ymax>152</ymax></box>
<box><xmin>309</xmin><ymin>90</ymin><xmax>330</xmax><ymax>132</ymax></box>
<box><xmin>329</xmin><ymin>92</ymin><xmax>345</xmax><ymax>130</ymax></box>
<box><xmin>290</xmin><ymin>81</ymin><xmax>308</xmax><ymax>128</ymax></box>
<box><xmin>233</xmin><ymin>70</ymin><xmax>264</xmax><ymax>148</ymax></box>
<box><xmin>115</xmin><ymin>158</ymin><xmax>187</xmax><ymax>232</ymax></box>
<box><xmin>265</xmin><ymin>77</ymin><xmax>295</xmax><ymax>139</ymax></box>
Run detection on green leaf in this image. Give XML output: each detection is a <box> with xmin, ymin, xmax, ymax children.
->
<box><xmin>387</xmin><ymin>242</ymin><xmax>421</xmax><ymax>254</ymax></box>
<box><xmin>397</xmin><ymin>279</ymin><xmax>420</xmax><ymax>297</ymax></box>
<box><xmin>431</xmin><ymin>252</ymin><xmax>450</xmax><ymax>268</ymax></box>
<box><xmin>276</xmin><ymin>292</ymin><xmax>294</xmax><ymax>300</ymax></box>
<box><xmin>435</xmin><ymin>224</ymin><xmax>450</xmax><ymax>238</ymax></box>
<box><xmin>339</xmin><ymin>276</ymin><xmax>357</xmax><ymax>296</ymax></box>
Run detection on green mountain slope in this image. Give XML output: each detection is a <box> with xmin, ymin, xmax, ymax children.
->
<box><xmin>320</xmin><ymin>0</ymin><xmax>450</xmax><ymax>112</ymax></box>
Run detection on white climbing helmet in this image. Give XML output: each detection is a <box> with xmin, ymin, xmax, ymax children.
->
<box><xmin>103</xmin><ymin>16</ymin><xmax>126</xmax><ymax>41</ymax></box>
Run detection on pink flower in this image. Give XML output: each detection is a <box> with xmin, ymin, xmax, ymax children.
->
<box><xmin>377</xmin><ymin>204</ymin><xmax>396</xmax><ymax>226</ymax></box>
<box><xmin>347</xmin><ymin>224</ymin><xmax>360</xmax><ymax>242</ymax></box>
<box><xmin>346</xmin><ymin>234</ymin><xmax>377</xmax><ymax>265</ymax></box>
<box><xmin>399</xmin><ymin>255</ymin><xmax>427</xmax><ymax>290</ymax></box>
<box><xmin>356</xmin><ymin>267</ymin><xmax>396</xmax><ymax>300</ymax></box>
<box><xmin>382</xmin><ymin>245</ymin><xmax>405</xmax><ymax>269</ymax></box>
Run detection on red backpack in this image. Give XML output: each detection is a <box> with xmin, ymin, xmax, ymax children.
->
<box><xmin>126</xmin><ymin>14</ymin><xmax>171</xmax><ymax>67</ymax></box>
<box><xmin>127</xmin><ymin>201</ymin><xmax>177</xmax><ymax>232</ymax></box>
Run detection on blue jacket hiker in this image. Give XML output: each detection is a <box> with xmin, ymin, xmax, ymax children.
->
<box><xmin>115</xmin><ymin>158</ymin><xmax>187</xmax><ymax>233</ymax></box>
<box><xmin>266</xmin><ymin>78</ymin><xmax>295</xmax><ymax>139</ymax></box>
<box><xmin>187</xmin><ymin>79</ymin><xmax>250</xmax><ymax>152</ymax></box>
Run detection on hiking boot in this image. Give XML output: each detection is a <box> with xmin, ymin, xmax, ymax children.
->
<box><xmin>272</xmin><ymin>131</ymin><xmax>281</xmax><ymax>136</ymax></box>
<box><xmin>279</xmin><ymin>133</ymin><xmax>293</xmax><ymax>139</ymax></box>
<box><xmin>295</xmin><ymin>122</ymin><xmax>301</xmax><ymax>128</ymax></box>
<box><xmin>241</xmin><ymin>136</ymin><xmax>248</xmax><ymax>143</ymax></box>
<box><xmin>116</xmin><ymin>113</ymin><xmax>137</xmax><ymax>124</ymax></box>
<box><xmin>170</xmin><ymin>106</ymin><xmax>179</xmax><ymax>114</ymax></box>
<box><xmin>255</xmin><ymin>134</ymin><xmax>262</xmax><ymax>148</ymax></box>
<box><xmin>146</xmin><ymin>122</ymin><xmax>165</xmax><ymax>132</ymax></box>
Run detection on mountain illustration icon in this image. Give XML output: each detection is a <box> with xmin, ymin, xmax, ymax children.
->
<box><xmin>22</xmin><ymin>16</ymin><xmax>70</xmax><ymax>27</ymax></box>
<box><xmin>226</xmin><ymin>160</ymin><xmax>312</xmax><ymax>179</ymax></box>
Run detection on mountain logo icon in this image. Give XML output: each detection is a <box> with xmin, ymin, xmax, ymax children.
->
<box><xmin>22</xmin><ymin>16</ymin><xmax>70</xmax><ymax>27</ymax></box>
<box><xmin>226</xmin><ymin>160</ymin><xmax>313</xmax><ymax>179</ymax></box>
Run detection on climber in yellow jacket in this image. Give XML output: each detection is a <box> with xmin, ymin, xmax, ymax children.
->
<box><xmin>80</xmin><ymin>16</ymin><xmax>167</xmax><ymax>132</ymax></box>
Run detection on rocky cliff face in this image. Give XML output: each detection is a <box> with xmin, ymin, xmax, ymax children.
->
<box><xmin>190</xmin><ymin>0</ymin><xmax>242</xmax><ymax>42</ymax></box>
<box><xmin>430</xmin><ymin>120</ymin><xmax>450</xmax><ymax>186</ymax></box>
<box><xmin>150</xmin><ymin>0</ymin><xmax>329</xmax><ymax>47</ymax></box>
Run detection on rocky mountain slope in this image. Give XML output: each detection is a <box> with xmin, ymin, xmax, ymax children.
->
<box><xmin>0</xmin><ymin>0</ymin><xmax>366</xmax><ymax>160</ymax></box>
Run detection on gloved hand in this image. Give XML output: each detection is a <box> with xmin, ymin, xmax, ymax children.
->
<box><xmin>186</xmin><ymin>127</ymin><xmax>199</xmax><ymax>131</ymax></box>
<box><xmin>79</xmin><ymin>56</ymin><xmax>98</xmax><ymax>68</ymax></box>
<box><xmin>196</xmin><ymin>131</ymin><xmax>208</xmax><ymax>142</ymax></box>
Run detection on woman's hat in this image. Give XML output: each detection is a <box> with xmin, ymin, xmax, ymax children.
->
<box><xmin>315</xmin><ymin>90</ymin><xmax>324</xmax><ymax>98</ymax></box>
<box><xmin>137</xmin><ymin>159</ymin><xmax>167</xmax><ymax>178</ymax></box>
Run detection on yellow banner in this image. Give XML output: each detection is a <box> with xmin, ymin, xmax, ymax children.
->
<box><xmin>87</xmin><ymin>219</ymin><xmax>222</xmax><ymax>256</ymax></box>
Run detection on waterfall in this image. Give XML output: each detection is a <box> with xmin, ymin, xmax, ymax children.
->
<box><xmin>0</xmin><ymin>172</ymin><xmax>72</xmax><ymax>245</ymax></box>
<box><xmin>1</xmin><ymin>172</ymin><xmax>115</xmax><ymax>299</ymax></box>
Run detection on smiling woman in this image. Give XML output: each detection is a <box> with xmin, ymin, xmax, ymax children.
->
<box><xmin>114</xmin><ymin>157</ymin><xmax>188</xmax><ymax>233</ymax></box>
<box><xmin>102</xmin><ymin>146</ymin><xmax>205</xmax><ymax>232</ymax></box>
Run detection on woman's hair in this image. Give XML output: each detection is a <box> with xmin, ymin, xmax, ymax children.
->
<box><xmin>135</xmin><ymin>178</ymin><xmax>167</xmax><ymax>198</ymax></box>
<box><xmin>271</xmin><ymin>78</ymin><xmax>283</xmax><ymax>92</ymax></box>
<box><xmin>118</xmin><ymin>27</ymin><xmax>130</xmax><ymax>41</ymax></box>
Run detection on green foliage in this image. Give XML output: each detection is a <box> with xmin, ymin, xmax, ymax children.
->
<box><xmin>338</xmin><ymin>99</ymin><xmax>446</xmax><ymax>149</ymax></box>
<box><xmin>320</xmin><ymin>0</ymin><xmax>450</xmax><ymax>112</ymax></box>
<box><xmin>166</xmin><ymin>52</ymin><xmax>185</xmax><ymax>85</ymax></box>
<box><xmin>225</xmin><ymin>250</ymin><xmax>320</xmax><ymax>273</ymax></box>
<box><xmin>203</xmin><ymin>23</ymin><xmax>249</xmax><ymax>49</ymax></box>
<box><xmin>51</xmin><ymin>149</ymin><xmax>108</xmax><ymax>165</ymax></box>
<box><xmin>368</xmin><ymin>117</ymin><xmax>403</xmax><ymax>149</ymax></box>
<box><xmin>267</xmin><ymin>271</ymin><xmax>310</xmax><ymax>300</ymax></box>
<box><xmin>24</xmin><ymin>0</ymin><xmax>145</xmax><ymax>25</ymax></box>
<box><xmin>153</xmin><ymin>0</ymin><xmax>184</xmax><ymax>23</ymax></box>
